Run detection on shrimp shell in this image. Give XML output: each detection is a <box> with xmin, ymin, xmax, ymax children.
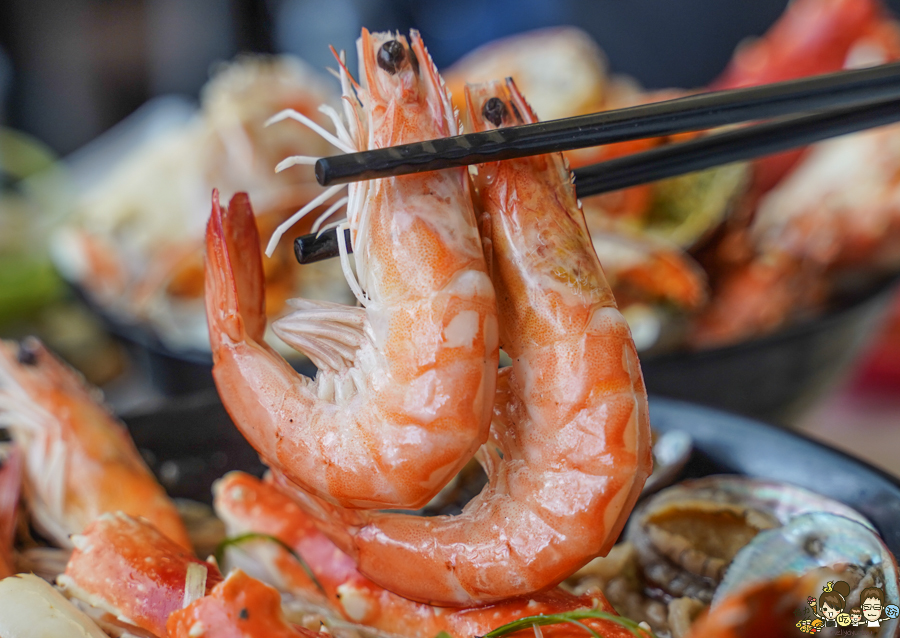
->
<box><xmin>279</xmin><ymin>78</ymin><xmax>651</xmax><ymax>606</ymax></box>
<box><xmin>0</xmin><ymin>338</ymin><xmax>190</xmax><ymax>549</ymax></box>
<box><xmin>204</xmin><ymin>29</ymin><xmax>498</xmax><ymax>510</ymax></box>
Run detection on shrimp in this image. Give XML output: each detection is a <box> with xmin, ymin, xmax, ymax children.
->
<box><xmin>278</xmin><ymin>78</ymin><xmax>651</xmax><ymax>606</ymax></box>
<box><xmin>214</xmin><ymin>471</ymin><xmax>644</xmax><ymax>638</ymax></box>
<box><xmin>0</xmin><ymin>447</ymin><xmax>22</xmax><ymax>579</ymax></box>
<box><xmin>205</xmin><ymin>29</ymin><xmax>498</xmax><ymax>510</ymax></box>
<box><xmin>58</xmin><ymin>512</ymin><xmax>223</xmax><ymax>638</ymax></box>
<box><xmin>0</xmin><ymin>338</ymin><xmax>191</xmax><ymax>549</ymax></box>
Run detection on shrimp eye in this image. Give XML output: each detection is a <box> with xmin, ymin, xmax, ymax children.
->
<box><xmin>378</xmin><ymin>40</ymin><xmax>406</xmax><ymax>75</ymax></box>
<box><xmin>17</xmin><ymin>340</ymin><xmax>38</xmax><ymax>365</ymax></box>
<box><xmin>482</xmin><ymin>97</ymin><xmax>507</xmax><ymax>127</ymax></box>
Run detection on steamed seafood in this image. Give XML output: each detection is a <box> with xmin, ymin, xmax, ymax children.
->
<box><xmin>59</xmin><ymin>512</ymin><xmax>223</xmax><ymax>637</ymax></box>
<box><xmin>53</xmin><ymin>55</ymin><xmax>353</xmax><ymax>354</ymax></box>
<box><xmin>7</xmin><ymin>4</ymin><xmax>900</xmax><ymax>637</ymax></box>
<box><xmin>213</xmin><ymin>471</ymin><xmax>646</xmax><ymax>638</ymax></box>
<box><xmin>205</xmin><ymin>29</ymin><xmax>498</xmax><ymax>511</ymax></box>
<box><xmin>566</xmin><ymin>476</ymin><xmax>895</xmax><ymax>637</ymax></box>
<box><xmin>210</xmin><ymin>34</ymin><xmax>651</xmax><ymax>606</ymax></box>
<box><xmin>0</xmin><ymin>337</ymin><xmax>190</xmax><ymax>548</ymax></box>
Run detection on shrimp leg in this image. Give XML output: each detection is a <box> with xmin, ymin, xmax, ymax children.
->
<box><xmin>281</xmin><ymin>79</ymin><xmax>652</xmax><ymax>606</ymax></box>
<box><xmin>205</xmin><ymin>29</ymin><xmax>498</xmax><ymax>511</ymax></box>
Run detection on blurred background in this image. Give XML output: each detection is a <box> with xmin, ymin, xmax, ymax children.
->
<box><xmin>0</xmin><ymin>0</ymin><xmax>864</xmax><ymax>155</ymax></box>
<box><xmin>2</xmin><ymin>0</ymin><xmax>900</xmax><ymax>476</ymax></box>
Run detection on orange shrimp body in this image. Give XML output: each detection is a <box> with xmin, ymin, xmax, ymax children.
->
<box><xmin>214</xmin><ymin>472</ymin><xmax>643</xmax><ymax>638</ymax></box>
<box><xmin>282</xmin><ymin>79</ymin><xmax>651</xmax><ymax>606</ymax></box>
<box><xmin>0</xmin><ymin>339</ymin><xmax>190</xmax><ymax>549</ymax></box>
<box><xmin>205</xmin><ymin>29</ymin><xmax>498</xmax><ymax>510</ymax></box>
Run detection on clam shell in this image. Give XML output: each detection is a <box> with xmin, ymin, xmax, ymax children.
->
<box><xmin>626</xmin><ymin>475</ymin><xmax>873</xmax><ymax>603</ymax></box>
<box><xmin>714</xmin><ymin>513</ymin><xmax>899</xmax><ymax>637</ymax></box>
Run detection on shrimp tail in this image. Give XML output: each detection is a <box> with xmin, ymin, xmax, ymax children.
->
<box><xmin>206</xmin><ymin>190</ymin><xmax>267</xmax><ymax>346</ymax></box>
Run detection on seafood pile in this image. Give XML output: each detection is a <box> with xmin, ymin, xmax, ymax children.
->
<box><xmin>45</xmin><ymin>0</ymin><xmax>900</xmax><ymax>369</ymax></box>
<box><xmin>51</xmin><ymin>55</ymin><xmax>355</xmax><ymax>354</ymax></box>
<box><xmin>2</xmin><ymin>15</ymin><xmax>900</xmax><ymax>638</ymax></box>
<box><xmin>568</xmin><ymin>477</ymin><xmax>899</xmax><ymax>636</ymax></box>
<box><xmin>440</xmin><ymin>0</ymin><xmax>900</xmax><ymax>353</ymax></box>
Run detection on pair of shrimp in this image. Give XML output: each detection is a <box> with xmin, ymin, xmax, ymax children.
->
<box><xmin>206</xmin><ymin>29</ymin><xmax>650</xmax><ymax>606</ymax></box>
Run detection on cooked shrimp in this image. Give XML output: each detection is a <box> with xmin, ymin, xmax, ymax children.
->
<box><xmin>0</xmin><ymin>338</ymin><xmax>190</xmax><ymax>549</ymax></box>
<box><xmin>0</xmin><ymin>447</ymin><xmax>22</xmax><ymax>578</ymax></box>
<box><xmin>279</xmin><ymin>78</ymin><xmax>651</xmax><ymax>606</ymax></box>
<box><xmin>214</xmin><ymin>472</ymin><xmax>643</xmax><ymax>638</ymax></box>
<box><xmin>205</xmin><ymin>29</ymin><xmax>498</xmax><ymax>510</ymax></box>
<box><xmin>58</xmin><ymin>512</ymin><xmax>223</xmax><ymax>638</ymax></box>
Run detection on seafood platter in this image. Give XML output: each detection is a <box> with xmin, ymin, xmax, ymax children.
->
<box><xmin>46</xmin><ymin>0</ymin><xmax>900</xmax><ymax>422</ymax></box>
<box><xmin>2</xmin><ymin>11</ymin><xmax>900</xmax><ymax>636</ymax></box>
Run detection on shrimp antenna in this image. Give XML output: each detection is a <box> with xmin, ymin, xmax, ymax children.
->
<box><xmin>318</xmin><ymin>104</ymin><xmax>354</xmax><ymax>147</ymax></box>
<box><xmin>330</xmin><ymin>45</ymin><xmax>361</xmax><ymax>93</ymax></box>
<box><xmin>275</xmin><ymin>156</ymin><xmax>320</xmax><ymax>172</ymax></box>
<box><xmin>337</xmin><ymin>221</ymin><xmax>368</xmax><ymax>307</ymax></box>
<box><xmin>266</xmin><ymin>184</ymin><xmax>346</xmax><ymax>257</ymax></box>
<box><xmin>311</xmin><ymin>197</ymin><xmax>348</xmax><ymax>233</ymax></box>
<box><xmin>315</xmin><ymin>218</ymin><xmax>347</xmax><ymax>238</ymax></box>
<box><xmin>265</xmin><ymin>109</ymin><xmax>356</xmax><ymax>155</ymax></box>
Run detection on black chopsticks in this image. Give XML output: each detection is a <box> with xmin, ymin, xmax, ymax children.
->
<box><xmin>314</xmin><ymin>60</ymin><xmax>900</xmax><ymax>187</ymax></box>
<box><xmin>294</xmin><ymin>95</ymin><xmax>900</xmax><ymax>264</ymax></box>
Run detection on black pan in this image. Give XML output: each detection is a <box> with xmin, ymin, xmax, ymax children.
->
<box><xmin>641</xmin><ymin>274</ymin><xmax>900</xmax><ymax>424</ymax></box>
<box><xmin>123</xmin><ymin>393</ymin><xmax>900</xmax><ymax>557</ymax></box>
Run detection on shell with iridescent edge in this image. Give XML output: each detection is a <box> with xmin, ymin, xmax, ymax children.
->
<box><xmin>625</xmin><ymin>475</ymin><xmax>873</xmax><ymax>604</ymax></box>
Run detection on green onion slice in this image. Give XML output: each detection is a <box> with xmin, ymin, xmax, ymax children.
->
<box><xmin>480</xmin><ymin>610</ymin><xmax>656</xmax><ymax>638</ymax></box>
